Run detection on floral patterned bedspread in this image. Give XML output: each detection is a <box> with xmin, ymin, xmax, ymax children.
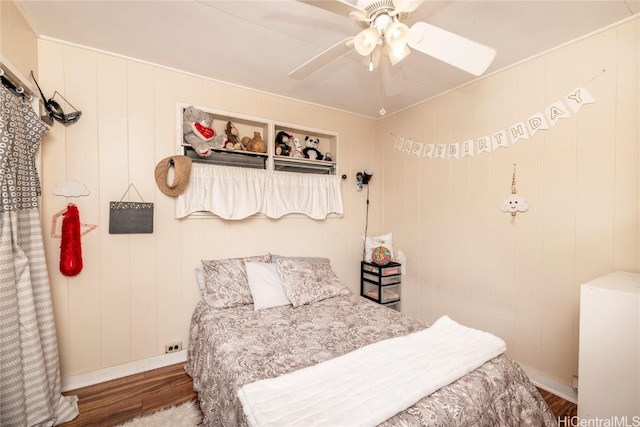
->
<box><xmin>186</xmin><ymin>294</ymin><xmax>557</xmax><ymax>426</ymax></box>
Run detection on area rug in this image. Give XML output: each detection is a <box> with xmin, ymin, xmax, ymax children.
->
<box><xmin>116</xmin><ymin>399</ymin><xmax>202</xmax><ymax>427</ymax></box>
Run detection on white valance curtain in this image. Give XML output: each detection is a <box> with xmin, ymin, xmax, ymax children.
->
<box><xmin>176</xmin><ymin>163</ymin><xmax>344</xmax><ymax>219</ymax></box>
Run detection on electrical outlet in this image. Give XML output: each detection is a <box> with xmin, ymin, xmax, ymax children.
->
<box><xmin>165</xmin><ymin>341</ymin><xmax>182</xmax><ymax>353</ymax></box>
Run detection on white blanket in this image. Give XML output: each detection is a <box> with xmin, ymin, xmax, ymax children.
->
<box><xmin>237</xmin><ymin>315</ymin><xmax>506</xmax><ymax>427</ymax></box>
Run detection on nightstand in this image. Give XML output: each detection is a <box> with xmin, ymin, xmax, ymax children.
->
<box><xmin>360</xmin><ymin>261</ymin><xmax>401</xmax><ymax>310</ymax></box>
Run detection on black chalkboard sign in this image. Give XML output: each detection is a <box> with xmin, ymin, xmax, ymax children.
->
<box><xmin>109</xmin><ymin>201</ymin><xmax>154</xmax><ymax>234</ymax></box>
<box><xmin>109</xmin><ymin>184</ymin><xmax>154</xmax><ymax>234</ymax></box>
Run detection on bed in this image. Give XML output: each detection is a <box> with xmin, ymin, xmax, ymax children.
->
<box><xmin>185</xmin><ymin>255</ymin><xmax>557</xmax><ymax>426</ymax></box>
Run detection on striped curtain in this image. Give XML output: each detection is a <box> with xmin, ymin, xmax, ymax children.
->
<box><xmin>0</xmin><ymin>85</ymin><xmax>78</xmax><ymax>425</ymax></box>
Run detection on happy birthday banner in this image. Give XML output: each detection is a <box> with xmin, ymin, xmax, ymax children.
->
<box><xmin>392</xmin><ymin>86</ymin><xmax>596</xmax><ymax>160</ymax></box>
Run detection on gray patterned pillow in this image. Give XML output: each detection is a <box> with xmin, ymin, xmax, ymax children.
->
<box><xmin>276</xmin><ymin>258</ymin><xmax>350</xmax><ymax>307</ymax></box>
<box><xmin>201</xmin><ymin>254</ymin><xmax>271</xmax><ymax>308</ymax></box>
<box><xmin>271</xmin><ymin>254</ymin><xmax>330</xmax><ymax>264</ymax></box>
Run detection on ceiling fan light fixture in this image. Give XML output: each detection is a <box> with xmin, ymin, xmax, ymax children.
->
<box><xmin>354</xmin><ymin>27</ymin><xmax>381</xmax><ymax>56</ymax></box>
<box><xmin>372</xmin><ymin>13</ymin><xmax>393</xmax><ymax>31</ymax></box>
<box><xmin>386</xmin><ymin>42</ymin><xmax>410</xmax><ymax>65</ymax></box>
<box><xmin>384</xmin><ymin>21</ymin><xmax>409</xmax><ymax>49</ymax></box>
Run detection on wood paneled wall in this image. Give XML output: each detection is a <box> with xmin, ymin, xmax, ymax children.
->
<box><xmin>377</xmin><ymin>18</ymin><xmax>639</xmax><ymax>387</ymax></box>
<box><xmin>37</xmin><ymin>40</ymin><xmax>380</xmax><ymax>377</ymax></box>
<box><xmin>26</xmin><ymin>12</ymin><xmax>640</xmax><ymax>390</ymax></box>
<box><xmin>0</xmin><ymin>0</ymin><xmax>38</xmax><ymax>86</ymax></box>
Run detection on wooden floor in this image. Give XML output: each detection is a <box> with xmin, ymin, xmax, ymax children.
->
<box><xmin>537</xmin><ymin>387</ymin><xmax>579</xmax><ymax>423</ymax></box>
<box><xmin>61</xmin><ymin>362</ymin><xmax>577</xmax><ymax>426</ymax></box>
<box><xmin>60</xmin><ymin>363</ymin><xmax>197</xmax><ymax>427</ymax></box>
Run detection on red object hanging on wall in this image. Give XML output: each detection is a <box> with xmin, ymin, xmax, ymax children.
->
<box><xmin>60</xmin><ymin>204</ymin><xmax>83</xmax><ymax>276</ymax></box>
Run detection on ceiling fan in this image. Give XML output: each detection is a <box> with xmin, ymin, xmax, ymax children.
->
<box><xmin>289</xmin><ymin>0</ymin><xmax>496</xmax><ymax>79</ymax></box>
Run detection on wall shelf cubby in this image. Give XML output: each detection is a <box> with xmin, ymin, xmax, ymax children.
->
<box><xmin>183</xmin><ymin>146</ymin><xmax>267</xmax><ymax>169</ymax></box>
<box><xmin>175</xmin><ymin>103</ymin><xmax>338</xmax><ymax>175</ymax></box>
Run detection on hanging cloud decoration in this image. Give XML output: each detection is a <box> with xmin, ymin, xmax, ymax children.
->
<box><xmin>500</xmin><ymin>194</ymin><xmax>528</xmax><ymax>214</ymax></box>
<box><xmin>53</xmin><ymin>179</ymin><xmax>90</xmax><ymax>197</ymax></box>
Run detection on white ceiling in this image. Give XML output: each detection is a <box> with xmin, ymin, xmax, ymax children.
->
<box><xmin>16</xmin><ymin>0</ymin><xmax>639</xmax><ymax>118</ymax></box>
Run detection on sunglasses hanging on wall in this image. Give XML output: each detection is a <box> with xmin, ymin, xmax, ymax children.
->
<box><xmin>31</xmin><ymin>71</ymin><xmax>82</xmax><ymax>126</ymax></box>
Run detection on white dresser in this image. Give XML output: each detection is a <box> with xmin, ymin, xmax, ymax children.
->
<box><xmin>578</xmin><ymin>271</ymin><xmax>640</xmax><ymax>420</ymax></box>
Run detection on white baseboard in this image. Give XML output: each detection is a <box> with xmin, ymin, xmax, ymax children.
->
<box><xmin>521</xmin><ymin>364</ymin><xmax>578</xmax><ymax>404</ymax></box>
<box><xmin>60</xmin><ymin>350</ymin><xmax>188</xmax><ymax>392</ymax></box>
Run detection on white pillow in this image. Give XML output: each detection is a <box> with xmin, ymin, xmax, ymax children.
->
<box><xmin>363</xmin><ymin>233</ymin><xmax>394</xmax><ymax>262</ymax></box>
<box><xmin>245</xmin><ymin>262</ymin><xmax>291</xmax><ymax>311</ymax></box>
<box><xmin>194</xmin><ymin>267</ymin><xmax>205</xmax><ymax>296</ymax></box>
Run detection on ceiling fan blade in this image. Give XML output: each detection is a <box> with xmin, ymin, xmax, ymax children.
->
<box><xmin>408</xmin><ymin>21</ymin><xmax>496</xmax><ymax>76</ymax></box>
<box><xmin>297</xmin><ymin>0</ymin><xmax>368</xmax><ymax>21</ymax></box>
<box><xmin>392</xmin><ymin>0</ymin><xmax>425</xmax><ymax>13</ymax></box>
<box><xmin>289</xmin><ymin>38</ymin><xmax>355</xmax><ymax>80</ymax></box>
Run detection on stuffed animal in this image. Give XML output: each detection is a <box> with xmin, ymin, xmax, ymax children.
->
<box><xmin>183</xmin><ymin>105</ymin><xmax>218</xmax><ymax>157</ymax></box>
<box><xmin>245</xmin><ymin>131</ymin><xmax>267</xmax><ymax>153</ymax></box>
<box><xmin>275</xmin><ymin>131</ymin><xmax>292</xmax><ymax>157</ymax></box>
<box><xmin>208</xmin><ymin>134</ymin><xmax>227</xmax><ymax>150</ymax></box>
<box><xmin>303</xmin><ymin>136</ymin><xmax>323</xmax><ymax>160</ymax></box>
<box><xmin>225</xmin><ymin>121</ymin><xmax>245</xmax><ymax>151</ymax></box>
<box><xmin>291</xmin><ymin>137</ymin><xmax>304</xmax><ymax>158</ymax></box>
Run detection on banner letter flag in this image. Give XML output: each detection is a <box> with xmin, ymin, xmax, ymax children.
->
<box><xmin>391</xmin><ymin>82</ymin><xmax>598</xmax><ymax>161</ymax></box>
<box><xmin>461</xmin><ymin>140</ymin><xmax>474</xmax><ymax>158</ymax></box>
<box><xmin>412</xmin><ymin>142</ymin><xmax>425</xmax><ymax>157</ymax></box>
<box><xmin>492</xmin><ymin>130</ymin><xmax>509</xmax><ymax>151</ymax></box>
<box><xmin>423</xmin><ymin>144</ymin><xmax>434</xmax><ymax>158</ymax></box>
<box><xmin>545</xmin><ymin>101</ymin><xmax>571</xmax><ymax>127</ymax></box>
<box><xmin>477</xmin><ymin>136</ymin><xmax>492</xmax><ymax>155</ymax></box>
<box><xmin>402</xmin><ymin>139</ymin><xmax>414</xmax><ymax>154</ymax></box>
<box><xmin>509</xmin><ymin>122</ymin><xmax>529</xmax><ymax>144</ymax></box>
<box><xmin>565</xmin><ymin>87</ymin><xmax>595</xmax><ymax>113</ymax></box>
<box><xmin>526</xmin><ymin>112</ymin><xmax>549</xmax><ymax>137</ymax></box>
<box><xmin>448</xmin><ymin>143</ymin><xmax>460</xmax><ymax>159</ymax></box>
